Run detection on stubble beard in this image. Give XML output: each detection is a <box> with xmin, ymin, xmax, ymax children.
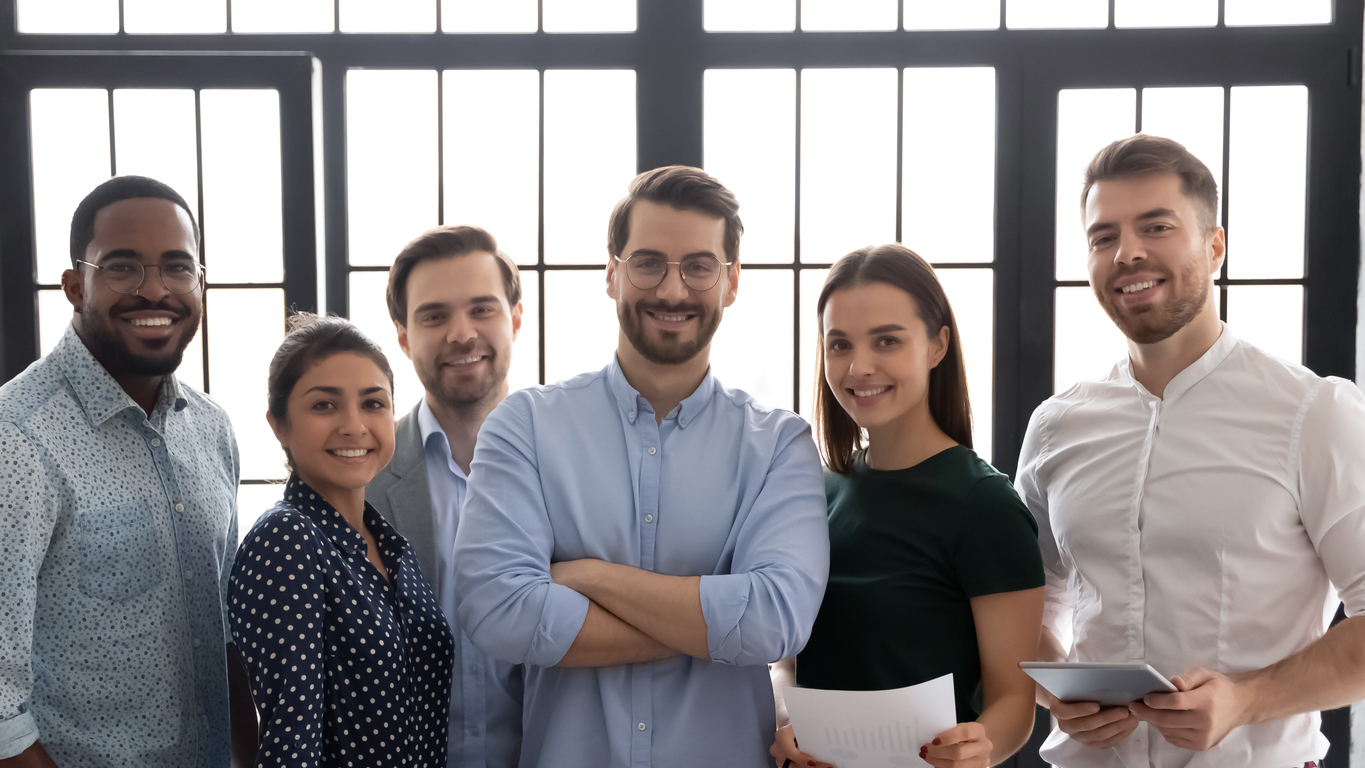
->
<box><xmin>83</xmin><ymin>297</ymin><xmax>200</xmax><ymax>378</ymax></box>
<box><xmin>419</xmin><ymin>349</ymin><xmax>509</xmax><ymax>412</ymax></box>
<box><xmin>1096</xmin><ymin>258</ymin><xmax>1208</xmax><ymax>345</ymax></box>
<box><xmin>619</xmin><ymin>298</ymin><xmax>721</xmax><ymax>366</ymax></box>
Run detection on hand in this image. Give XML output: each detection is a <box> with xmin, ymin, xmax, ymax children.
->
<box><xmin>770</xmin><ymin>725</ymin><xmax>833</xmax><ymax>768</ymax></box>
<box><xmin>1042</xmin><ymin>688</ymin><xmax>1139</xmax><ymax>749</ymax></box>
<box><xmin>1128</xmin><ymin>667</ymin><xmax>1252</xmax><ymax>751</ymax></box>
<box><xmin>920</xmin><ymin>722</ymin><xmax>992</xmax><ymax>767</ymax></box>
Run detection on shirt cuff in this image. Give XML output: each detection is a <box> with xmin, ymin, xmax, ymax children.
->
<box><xmin>699</xmin><ymin>573</ymin><xmax>751</xmax><ymax>665</ymax></box>
<box><xmin>526</xmin><ymin>582</ymin><xmax>591</xmax><ymax>667</ymax></box>
<box><xmin>0</xmin><ymin>710</ymin><xmax>38</xmax><ymax>760</ymax></box>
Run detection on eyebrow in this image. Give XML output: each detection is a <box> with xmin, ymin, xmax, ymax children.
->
<box><xmin>629</xmin><ymin>248</ymin><xmax>720</xmax><ymax>259</ymax></box>
<box><xmin>1086</xmin><ymin>207</ymin><xmax>1180</xmax><ymax>237</ymax></box>
<box><xmin>869</xmin><ymin>324</ymin><xmax>908</xmax><ymax>334</ymax></box>
<box><xmin>413</xmin><ymin>296</ymin><xmax>501</xmax><ymax>315</ymax></box>
<box><xmin>99</xmin><ymin>249</ymin><xmax>196</xmax><ymax>263</ymax></box>
<box><xmin>303</xmin><ymin>385</ymin><xmax>389</xmax><ymax>396</ymax></box>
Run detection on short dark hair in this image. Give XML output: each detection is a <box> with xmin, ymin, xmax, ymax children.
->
<box><xmin>70</xmin><ymin>175</ymin><xmax>200</xmax><ymax>266</ymax></box>
<box><xmin>1082</xmin><ymin>133</ymin><xmax>1219</xmax><ymax>232</ymax></box>
<box><xmin>386</xmin><ymin>225</ymin><xmax>522</xmax><ymax>326</ymax></box>
<box><xmin>608</xmin><ymin>166</ymin><xmax>743</xmax><ymax>264</ymax></box>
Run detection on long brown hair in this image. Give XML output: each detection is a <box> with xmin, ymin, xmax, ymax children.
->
<box><xmin>813</xmin><ymin>244</ymin><xmax>972</xmax><ymax>474</ymax></box>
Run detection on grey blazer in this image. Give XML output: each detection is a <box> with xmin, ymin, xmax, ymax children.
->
<box><xmin>366</xmin><ymin>402</ymin><xmax>440</xmax><ymax>585</ymax></box>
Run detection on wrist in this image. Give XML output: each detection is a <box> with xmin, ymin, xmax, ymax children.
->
<box><xmin>1230</xmin><ymin>671</ymin><xmax>1271</xmax><ymax>726</ymax></box>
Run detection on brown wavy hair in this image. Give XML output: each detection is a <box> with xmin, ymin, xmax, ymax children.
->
<box><xmin>813</xmin><ymin>244</ymin><xmax>972</xmax><ymax>474</ymax></box>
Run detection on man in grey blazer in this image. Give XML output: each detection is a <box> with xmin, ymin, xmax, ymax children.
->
<box><xmin>367</xmin><ymin>225</ymin><xmax>525</xmax><ymax>768</ymax></box>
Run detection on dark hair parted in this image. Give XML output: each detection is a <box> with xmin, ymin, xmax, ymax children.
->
<box><xmin>267</xmin><ymin>313</ymin><xmax>396</xmax><ymax>426</ymax></box>
<box><xmin>386</xmin><ymin>225</ymin><xmax>522</xmax><ymax>326</ymax></box>
<box><xmin>70</xmin><ymin>175</ymin><xmax>201</xmax><ymax>266</ymax></box>
<box><xmin>1082</xmin><ymin>133</ymin><xmax>1220</xmax><ymax>232</ymax></box>
<box><xmin>608</xmin><ymin>166</ymin><xmax>744</xmax><ymax>264</ymax></box>
<box><xmin>814</xmin><ymin>244</ymin><xmax>973</xmax><ymax>475</ymax></box>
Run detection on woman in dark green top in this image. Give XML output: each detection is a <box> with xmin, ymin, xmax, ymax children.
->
<box><xmin>771</xmin><ymin>244</ymin><xmax>1045</xmax><ymax>768</ymax></box>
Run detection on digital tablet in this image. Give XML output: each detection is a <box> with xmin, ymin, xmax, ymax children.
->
<box><xmin>1020</xmin><ymin>662</ymin><xmax>1176</xmax><ymax>706</ymax></box>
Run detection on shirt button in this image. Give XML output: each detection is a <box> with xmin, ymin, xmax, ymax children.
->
<box><xmin>644</xmin><ymin>514</ymin><xmax>654</xmax><ymax>523</ymax></box>
<box><xmin>469</xmin><ymin>664</ymin><xmax>480</xmax><ymax>674</ymax></box>
<box><xmin>175</xmin><ymin>503</ymin><xmax>185</xmax><ymax>512</ymax></box>
<box><xmin>184</xmin><ymin>570</ymin><xmax>193</xmax><ymax>580</ymax></box>
<box><xmin>150</xmin><ymin>438</ymin><xmax>160</xmax><ymax>447</ymax></box>
<box><xmin>192</xmin><ymin>637</ymin><xmax>202</xmax><ymax>648</ymax></box>
<box><xmin>638</xmin><ymin>722</ymin><xmax>647</xmax><ymax>731</ymax></box>
<box><xmin>628</xmin><ymin>411</ymin><xmax>636</xmax><ymax>421</ymax></box>
<box><xmin>647</xmin><ymin>447</ymin><xmax>656</xmax><ymax>455</ymax></box>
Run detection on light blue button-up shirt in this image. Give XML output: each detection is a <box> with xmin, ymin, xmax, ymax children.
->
<box><xmin>418</xmin><ymin>399</ymin><xmax>523</xmax><ymax>768</ymax></box>
<box><xmin>0</xmin><ymin>324</ymin><xmax>238</xmax><ymax>767</ymax></box>
<box><xmin>454</xmin><ymin>359</ymin><xmax>830</xmax><ymax>768</ymax></box>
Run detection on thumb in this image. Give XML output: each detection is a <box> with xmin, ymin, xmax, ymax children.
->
<box><xmin>1172</xmin><ymin>666</ymin><xmax>1215</xmax><ymax>692</ymax></box>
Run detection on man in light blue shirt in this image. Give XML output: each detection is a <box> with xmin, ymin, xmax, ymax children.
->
<box><xmin>454</xmin><ymin>166</ymin><xmax>830</xmax><ymax>767</ymax></box>
<box><xmin>367</xmin><ymin>225</ymin><xmax>525</xmax><ymax>768</ymax></box>
<box><xmin>0</xmin><ymin>176</ymin><xmax>253</xmax><ymax>767</ymax></box>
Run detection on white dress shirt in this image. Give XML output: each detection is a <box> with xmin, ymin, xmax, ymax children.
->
<box><xmin>1016</xmin><ymin>326</ymin><xmax>1365</xmax><ymax>768</ymax></box>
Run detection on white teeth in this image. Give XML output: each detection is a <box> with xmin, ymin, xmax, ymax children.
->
<box><xmin>853</xmin><ymin>387</ymin><xmax>887</xmax><ymax>397</ymax></box>
<box><xmin>448</xmin><ymin>356</ymin><xmax>484</xmax><ymax>365</ymax></box>
<box><xmin>653</xmin><ymin>313</ymin><xmax>690</xmax><ymax>322</ymax></box>
<box><xmin>331</xmin><ymin>449</ymin><xmax>369</xmax><ymax>458</ymax></box>
<box><xmin>129</xmin><ymin>317</ymin><xmax>172</xmax><ymax>327</ymax></box>
<box><xmin>1121</xmin><ymin>280</ymin><xmax>1158</xmax><ymax>294</ymax></box>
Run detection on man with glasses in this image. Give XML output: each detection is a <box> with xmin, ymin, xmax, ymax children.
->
<box><xmin>0</xmin><ymin>176</ymin><xmax>254</xmax><ymax>768</ymax></box>
<box><xmin>453</xmin><ymin>166</ymin><xmax>830</xmax><ymax>767</ymax></box>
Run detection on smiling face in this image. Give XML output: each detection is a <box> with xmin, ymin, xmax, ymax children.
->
<box><xmin>268</xmin><ymin>352</ymin><xmax>396</xmax><ymax>500</ymax></box>
<box><xmin>63</xmin><ymin>197</ymin><xmax>203</xmax><ymax>377</ymax></box>
<box><xmin>606</xmin><ymin>199</ymin><xmax>738</xmax><ymax>366</ymax></box>
<box><xmin>397</xmin><ymin>252</ymin><xmax>522</xmax><ymax>411</ymax></box>
<box><xmin>822</xmin><ymin>281</ymin><xmax>949</xmax><ymax>432</ymax></box>
<box><xmin>1084</xmin><ymin>173</ymin><xmax>1225</xmax><ymax>344</ymax></box>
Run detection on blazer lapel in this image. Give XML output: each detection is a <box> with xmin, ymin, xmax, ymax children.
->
<box><xmin>383</xmin><ymin>404</ymin><xmax>440</xmax><ymax>585</ymax></box>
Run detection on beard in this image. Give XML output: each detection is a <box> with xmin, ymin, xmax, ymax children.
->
<box><xmin>416</xmin><ymin>344</ymin><xmax>509</xmax><ymax>411</ymax></box>
<box><xmin>83</xmin><ymin>295</ymin><xmax>200</xmax><ymax>377</ymax></box>
<box><xmin>618</xmin><ymin>298</ymin><xmax>721</xmax><ymax>366</ymax></box>
<box><xmin>1094</xmin><ymin>258</ymin><xmax>1209</xmax><ymax>345</ymax></box>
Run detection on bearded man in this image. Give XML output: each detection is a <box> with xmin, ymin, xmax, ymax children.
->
<box><xmin>366</xmin><ymin>224</ymin><xmax>526</xmax><ymax>768</ymax></box>
<box><xmin>1017</xmin><ymin>134</ymin><xmax>1365</xmax><ymax>768</ymax></box>
<box><xmin>451</xmin><ymin>166</ymin><xmax>829</xmax><ymax>767</ymax></box>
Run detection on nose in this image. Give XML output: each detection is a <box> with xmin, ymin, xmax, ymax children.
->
<box><xmin>654</xmin><ymin>263</ymin><xmax>690</xmax><ymax>303</ymax></box>
<box><xmin>134</xmin><ymin>265</ymin><xmax>174</xmax><ymax>302</ymax></box>
<box><xmin>337</xmin><ymin>401</ymin><xmax>369</xmax><ymax>437</ymax></box>
<box><xmin>1113</xmin><ymin>227</ymin><xmax>1146</xmax><ymax>267</ymax></box>
<box><xmin>445</xmin><ymin>313</ymin><xmax>477</xmax><ymax>345</ymax></box>
<box><xmin>848</xmin><ymin>345</ymin><xmax>877</xmax><ymax>378</ymax></box>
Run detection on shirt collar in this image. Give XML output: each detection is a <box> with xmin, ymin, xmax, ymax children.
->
<box><xmin>53</xmin><ymin>323</ymin><xmax>188</xmax><ymax>426</ymax></box>
<box><xmin>282</xmin><ymin>474</ymin><xmax>408</xmax><ymax>560</ymax></box>
<box><xmin>417</xmin><ymin>397</ymin><xmax>467</xmax><ymax>479</ymax></box>
<box><xmin>607</xmin><ymin>355</ymin><xmax>717</xmax><ymax>429</ymax></box>
<box><xmin>1119</xmin><ymin>322</ymin><xmax>1238</xmax><ymax>402</ymax></box>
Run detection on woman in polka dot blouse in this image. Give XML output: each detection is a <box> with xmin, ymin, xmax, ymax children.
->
<box><xmin>229</xmin><ymin>315</ymin><xmax>455</xmax><ymax>767</ymax></box>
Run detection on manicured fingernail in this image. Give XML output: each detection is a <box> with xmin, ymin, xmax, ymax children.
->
<box><xmin>932</xmin><ymin>738</ymin><xmax>941</xmax><ymax>746</ymax></box>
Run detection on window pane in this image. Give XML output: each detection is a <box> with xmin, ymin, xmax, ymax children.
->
<box><xmin>704</xmin><ymin>69</ymin><xmax>795</xmax><ymax>264</ymax></box>
<box><xmin>1227</xmin><ymin>86</ymin><xmax>1307</xmax><ymax>279</ymax></box>
<box><xmin>544</xmin><ymin>70</ymin><xmax>636</xmax><ymax>264</ymax></box>
<box><xmin>544</xmin><ymin>270</ymin><xmax>618</xmax><ymax>383</ymax></box>
<box><xmin>1007</xmin><ymin>0</ymin><xmax>1107</xmax><ymax>28</ymax></box>
<box><xmin>1140</xmin><ymin>87</ymin><xmax>1224</xmax><ymax>224</ymax></box>
<box><xmin>347</xmin><ymin>70</ymin><xmax>438</xmax><ymax>266</ymax></box>
<box><xmin>444</xmin><ymin>71</ymin><xmax>539</xmax><ymax>266</ymax></box>
<box><xmin>705</xmin><ymin>0</ymin><xmax>795</xmax><ymax>32</ymax></box>
<box><xmin>1225</xmin><ymin>0</ymin><xmax>1331</xmax><ymax>26</ymax></box>
<box><xmin>903</xmin><ymin>68</ymin><xmax>995</xmax><ymax>263</ymax></box>
<box><xmin>237</xmin><ymin>483</ymin><xmax>286</xmax><ymax>543</ymax></box>
<box><xmin>18</xmin><ymin>0</ymin><xmax>118</xmax><ymax>32</ymax></box>
<box><xmin>347</xmin><ymin>271</ymin><xmax>424</xmax><ymax>413</ymax></box>
<box><xmin>508</xmin><ymin>269</ymin><xmax>541</xmax><ymax>391</ymax></box>
<box><xmin>112</xmin><ymin>89</ymin><xmax>199</xmax><ymax>220</ymax></box>
<box><xmin>711</xmin><ymin>270</ymin><xmax>793</xmax><ymax>411</ymax></box>
<box><xmin>938</xmin><ymin>269</ymin><xmax>993</xmax><ymax>463</ymax></box>
<box><xmin>1055</xmin><ymin>88</ymin><xmax>1136</xmax><ymax>281</ymax></box>
<box><xmin>1115</xmin><ymin>0</ymin><xmax>1216</xmax><ymax>28</ymax></box>
<box><xmin>798</xmin><ymin>267</ymin><xmax>829</xmax><ymax>418</ymax></box>
<box><xmin>904</xmin><ymin>0</ymin><xmax>999</xmax><ymax>30</ymax></box>
<box><xmin>207</xmin><ymin>288</ymin><xmax>285</xmax><ymax>479</ymax></box>
<box><xmin>339</xmin><ymin>0</ymin><xmax>435</xmax><ymax>32</ymax></box>
<box><xmin>1054</xmin><ymin>286</ymin><xmax>1128</xmax><ymax>392</ymax></box>
<box><xmin>802</xmin><ymin>0</ymin><xmax>897</xmax><ymax>31</ymax></box>
<box><xmin>31</xmin><ymin>89</ymin><xmax>110</xmax><ymax>284</ymax></box>
<box><xmin>543</xmin><ymin>0</ymin><xmax>636</xmax><ymax>32</ymax></box>
<box><xmin>1226</xmin><ymin>285</ymin><xmax>1302</xmax><ymax>363</ymax></box>
<box><xmin>201</xmin><ymin>90</ymin><xmax>284</xmax><ymax>284</ymax></box>
<box><xmin>442</xmin><ymin>0</ymin><xmax>536</xmax><ymax>31</ymax></box>
<box><xmin>124</xmin><ymin>0</ymin><xmax>226</xmax><ymax>32</ymax></box>
<box><xmin>38</xmin><ymin>290</ymin><xmax>71</xmax><ymax>357</ymax></box>
<box><xmin>232</xmin><ymin>0</ymin><xmax>334</xmax><ymax>32</ymax></box>
<box><xmin>801</xmin><ymin>69</ymin><xmax>897</xmax><ymax>265</ymax></box>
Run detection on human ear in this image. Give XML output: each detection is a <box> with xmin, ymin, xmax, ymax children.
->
<box><xmin>928</xmin><ymin>325</ymin><xmax>951</xmax><ymax>369</ymax></box>
<box><xmin>510</xmin><ymin>301</ymin><xmax>524</xmax><ymax>340</ymax></box>
<box><xmin>266</xmin><ymin>410</ymin><xmax>289</xmax><ymax>446</ymax></box>
<box><xmin>61</xmin><ymin>268</ymin><xmax>84</xmax><ymax>313</ymax></box>
<box><xmin>722</xmin><ymin>261</ymin><xmax>740</xmax><ymax>308</ymax></box>
<box><xmin>1207</xmin><ymin>226</ymin><xmax>1227</xmax><ymax>276</ymax></box>
<box><xmin>394</xmin><ymin>319</ymin><xmax>413</xmax><ymax>360</ymax></box>
<box><xmin>605</xmin><ymin>253</ymin><xmax>620</xmax><ymax>300</ymax></box>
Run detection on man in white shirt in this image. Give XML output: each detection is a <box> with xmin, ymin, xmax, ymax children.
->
<box><xmin>1016</xmin><ymin>133</ymin><xmax>1365</xmax><ymax>768</ymax></box>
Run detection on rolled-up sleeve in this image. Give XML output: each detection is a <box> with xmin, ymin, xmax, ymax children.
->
<box><xmin>1297</xmin><ymin>378</ymin><xmax>1365</xmax><ymax>618</ymax></box>
<box><xmin>699</xmin><ymin>417</ymin><xmax>829</xmax><ymax>666</ymax></box>
<box><xmin>0</xmin><ymin>423</ymin><xmax>56</xmax><ymax>758</ymax></box>
<box><xmin>455</xmin><ymin>394</ymin><xmax>590</xmax><ymax>667</ymax></box>
<box><xmin>1016</xmin><ymin>403</ymin><xmax>1073</xmax><ymax>651</ymax></box>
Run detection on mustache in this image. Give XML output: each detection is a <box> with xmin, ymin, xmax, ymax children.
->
<box><xmin>1106</xmin><ymin>264</ymin><xmax>1171</xmax><ymax>290</ymax></box>
<box><xmin>109</xmin><ymin>296</ymin><xmax>189</xmax><ymax>318</ymax></box>
<box><xmin>635</xmin><ymin>300</ymin><xmax>705</xmax><ymax>315</ymax></box>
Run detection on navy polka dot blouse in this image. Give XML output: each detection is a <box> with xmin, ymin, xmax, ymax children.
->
<box><xmin>229</xmin><ymin>476</ymin><xmax>454</xmax><ymax>767</ymax></box>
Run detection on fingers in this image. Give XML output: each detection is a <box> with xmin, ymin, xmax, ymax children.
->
<box><xmin>928</xmin><ymin>722</ymin><xmax>986</xmax><ymax>746</ymax></box>
<box><xmin>1129</xmin><ymin>700</ymin><xmax>1197</xmax><ymax>727</ymax></box>
<box><xmin>1084</xmin><ymin>715</ymin><xmax>1141</xmax><ymax>750</ymax></box>
<box><xmin>1057</xmin><ymin>707</ymin><xmax>1140</xmax><ymax>748</ymax></box>
<box><xmin>769</xmin><ymin>727</ymin><xmax>831</xmax><ymax>768</ymax></box>
<box><xmin>920</xmin><ymin>732</ymin><xmax>992</xmax><ymax>767</ymax></box>
<box><xmin>1055</xmin><ymin>704</ymin><xmax>1129</xmax><ymax>734</ymax></box>
<box><xmin>1171</xmin><ymin>666</ymin><xmax>1216</xmax><ymax>692</ymax></box>
<box><xmin>1049</xmin><ymin>699</ymin><xmax>1102</xmax><ymax>720</ymax></box>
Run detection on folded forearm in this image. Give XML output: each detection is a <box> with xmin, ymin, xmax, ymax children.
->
<box><xmin>571</xmin><ymin>562</ymin><xmax>709</xmax><ymax>659</ymax></box>
<box><xmin>557</xmin><ymin>601</ymin><xmax>680</xmax><ymax>668</ymax></box>
<box><xmin>1242</xmin><ymin>615</ymin><xmax>1365</xmax><ymax>723</ymax></box>
<box><xmin>977</xmin><ymin>693</ymin><xmax>1037</xmax><ymax>765</ymax></box>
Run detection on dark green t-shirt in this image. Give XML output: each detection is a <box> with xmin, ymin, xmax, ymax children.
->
<box><xmin>796</xmin><ymin>445</ymin><xmax>1045</xmax><ymax>724</ymax></box>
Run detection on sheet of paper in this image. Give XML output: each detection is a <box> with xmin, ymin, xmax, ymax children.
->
<box><xmin>782</xmin><ymin>674</ymin><xmax>956</xmax><ymax>768</ymax></box>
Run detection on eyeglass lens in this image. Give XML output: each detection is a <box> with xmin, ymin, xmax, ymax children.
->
<box><xmin>99</xmin><ymin>258</ymin><xmax>202</xmax><ymax>295</ymax></box>
<box><xmin>626</xmin><ymin>254</ymin><xmax>723</xmax><ymax>290</ymax></box>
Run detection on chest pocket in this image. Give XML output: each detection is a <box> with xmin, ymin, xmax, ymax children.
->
<box><xmin>79</xmin><ymin>503</ymin><xmax>165</xmax><ymax>601</ymax></box>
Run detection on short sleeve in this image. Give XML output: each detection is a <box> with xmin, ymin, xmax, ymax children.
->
<box><xmin>951</xmin><ymin>474</ymin><xmax>1046</xmax><ymax>599</ymax></box>
<box><xmin>1296</xmin><ymin>377</ymin><xmax>1365</xmax><ymax>617</ymax></box>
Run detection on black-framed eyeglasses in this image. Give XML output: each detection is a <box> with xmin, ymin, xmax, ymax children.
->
<box><xmin>614</xmin><ymin>252</ymin><xmax>734</xmax><ymax>292</ymax></box>
<box><xmin>76</xmin><ymin>258</ymin><xmax>205</xmax><ymax>295</ymax></box>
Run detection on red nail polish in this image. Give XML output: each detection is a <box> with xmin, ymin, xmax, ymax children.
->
<box><xmin>932</xmin><ymin>738</ymin><xmax>941</xmax><ymax>746</ymax></box>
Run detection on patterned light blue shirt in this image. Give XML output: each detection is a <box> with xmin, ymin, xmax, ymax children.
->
<box><xmin>453</xmin><ymin>359</ymin><xmax>830</xmax><ymax>768</ymax></box>
<box><xmin>0</xmin><ymin>324</ymin><xmax>239</xmax><ymax>767</ymax></box>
